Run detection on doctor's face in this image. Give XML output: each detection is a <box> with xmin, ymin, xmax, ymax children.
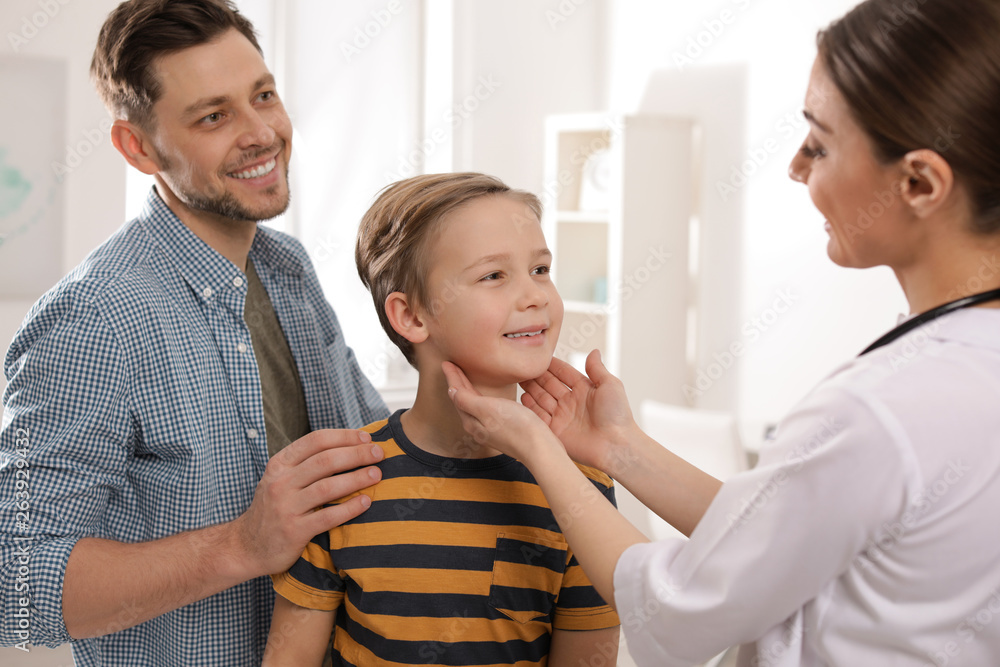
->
<box><xmin>145</xmin><ymin>28</ymin><xmax>293</xmax><ymax>224</ymax></box>
<box><xmin>788</xmin><ymin>58</ymin><xmax>917</xmax><ymax>270</ymax></box>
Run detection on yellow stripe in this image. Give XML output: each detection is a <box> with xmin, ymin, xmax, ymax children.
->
<box><xmin>490</xmin><ymin>561</ymin><xmax>560</xmax><ymax>594</ymax></box>
<box><xmin>373</xmin><ymin>476</ymin><xmax>549</xmax><ymax>505</ymax></box>
<box><xmin>342</xmin><ymin>521</ymin><xmax>566</xmax><ymax>549</ymax></box>
<box><xmin>553</xmin><ymin>606</ymin><xmax>619</xmax><ymax>631</ymax></box>
<box><xmin>351</xmin><ymin>567</ymin><xmax>491</xmax><ymax>594</ymax></box>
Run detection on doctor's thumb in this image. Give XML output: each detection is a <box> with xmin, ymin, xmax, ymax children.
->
<box><xmin>585</xmin><ymin>349</ymin><xmax>615</xmax><ymax>384</ymax></box>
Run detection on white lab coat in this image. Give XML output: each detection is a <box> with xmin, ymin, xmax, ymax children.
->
<box><xmin>615</xmin><ymin>308</ymin><xmax>1000</xmax><ymax>666</ymax></box>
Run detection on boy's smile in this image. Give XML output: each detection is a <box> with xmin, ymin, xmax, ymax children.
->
<box><xmin>418</xmin><ymin>195</ymin><xmax>564</xmax><ymax>394</ymax></box>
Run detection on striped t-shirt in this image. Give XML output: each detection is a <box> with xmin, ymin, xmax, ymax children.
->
<box><xmin>272</xmin><ymin>410</ymin><xmax>620</xmax><ymax>665</ymax></box>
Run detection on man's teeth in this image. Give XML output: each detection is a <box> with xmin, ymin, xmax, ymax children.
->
<box><xmin>504</xmin><ymin>330</ymin><xmax>543</xmax><ymax>338</ymax></box>
<box><xmin>231</xmin><ymin>158</ymin><xmax>277</xmax><ymax>179</ymax></box>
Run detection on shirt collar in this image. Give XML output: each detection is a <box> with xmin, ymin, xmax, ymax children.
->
<box><xmin>927</xmin><ymin>307</ymin><xmax>1000</xmax><ymax>351</ymax></box>
<box><xmin>136</xmin><ymin>187</ymin><xmax>303</xmax><ymax>305</ymax></box>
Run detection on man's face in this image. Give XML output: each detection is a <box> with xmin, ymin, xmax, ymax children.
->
<box><xmin>145</xmin><ymin>28</ymin><xmax>293</xmax><ymax>224</ymax></box>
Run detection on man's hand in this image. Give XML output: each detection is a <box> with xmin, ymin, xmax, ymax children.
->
<box><xmin>63</xmin><ymin>430</ymin><xmax>383</xmax><ymax>639</ymax></box>
<box><xmin>231</xmin><ymin>429</ymin><xmax>383</xmax><ymax>577</ymax></box>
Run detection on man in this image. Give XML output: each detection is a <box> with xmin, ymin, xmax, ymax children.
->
<box><xmin>0</xmin><ymin>1</ymin><xmax>388</xmax><ymax>665</ymax></box>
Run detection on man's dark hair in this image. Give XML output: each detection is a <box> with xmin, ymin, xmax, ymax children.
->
<box><xmin>91</xmin><ymin>0</ymin><xmax>262</xmax><ymax>128</ymax></box>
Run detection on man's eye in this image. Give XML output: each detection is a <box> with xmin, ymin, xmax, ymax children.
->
<box><xmin>203</xmin><ymin>112</ymin><xmax>223</xmax><ymax>124</ymax></box>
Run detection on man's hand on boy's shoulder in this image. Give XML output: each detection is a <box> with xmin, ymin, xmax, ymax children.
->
<box><xmin>230</xmin><ymin>430</ymin><xmax>384</xmax><ymax>577</ymax></box>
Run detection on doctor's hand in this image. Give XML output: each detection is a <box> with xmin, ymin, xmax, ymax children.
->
<box><xmin>518</xmin><ymin>350</ymin><xmax>639</xmax><ymax>475</ymax></box>
<box><xmin>442</xmin><ymin>361</ymin><xmax>564</xmax><ymax>465</ymax></box>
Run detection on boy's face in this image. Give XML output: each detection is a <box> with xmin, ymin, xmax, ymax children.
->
<box><xmin>143</xmin><ymin>28</ymin><xmax>293</xmax><ymax>223</ymax></box>
<box><xmin>419</xmin><ymin>195</ymin><xmax>563</xmax><ymax>393</ymax></box>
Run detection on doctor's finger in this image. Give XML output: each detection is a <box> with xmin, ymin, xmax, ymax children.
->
<box><xmin>547</xmin><ymin>355</ymin><xmax>593</xmax><ymax>391</ymax></box>
<box><xmin>520</xmin><ymin>378</ymin><xmax>561</xmax><ymax>416</ymax></box>
<box><xmin>519</xmin><ymin>390</ymin><xmax>554</xmax><ymax>426</ymax></box>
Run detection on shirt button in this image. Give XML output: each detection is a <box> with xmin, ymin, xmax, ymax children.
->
<box><xmin>202</xmin><ymin>287</ymin><xmax>214</xmax><ymax>299</ymax></box>
<box><xmin>237</xmin><ymin>342</ymin><xmax>248</xmax><ymax>354</ymax></box>
<box><xmin>246</xmin><ymin>428</ymin><xmax>258</xmax><ymax>440</ymax></box>
<box><xmin>233</xmin><ymin>276</ymin><xmax>244</xmax><ymax>288</ymax></box>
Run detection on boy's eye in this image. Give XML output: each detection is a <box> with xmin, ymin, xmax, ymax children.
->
<box><xmin>532</xmin><ymin>265</ymin><xmax>551</xmax><ymax>276</ymax></box>
<box><xmin>481</xmin><ymin>271</ymin><xmax>502</xmax><ymax>281</ymax></box>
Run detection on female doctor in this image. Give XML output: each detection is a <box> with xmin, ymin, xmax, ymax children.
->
<box><xmin>443</xmin><ymin>0</ymin><xmax>1000</xmax><ymax>663</ymax></box>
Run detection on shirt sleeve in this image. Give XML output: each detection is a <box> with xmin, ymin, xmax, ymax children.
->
<box><xmin>553</xmin><ymin>470</ymin><xmax>621</xmax><ymax>631</ymax></box>
<box><xmin>0</xmin><ymin>292</ymin><xmax>132</xmax><ymax>647</ymax></box>
<box><xmin>271</xmin><ymin>528</ymin><xmax>345</xmax><ymax>612</ymax></box>
<box><xmin>613</xmin><ymin>384</ymin><xmax>915</xmax><ymax>665</ymax></box>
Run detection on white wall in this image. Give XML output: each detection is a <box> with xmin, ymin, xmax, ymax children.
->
<box><xmin>606</xmin><ymin>0</ymin><xmax>907</xmax><ymax>431</ymax></box>
<box><xmin>0</xmin><ymin>0</ymin><xmax>125</xmax><ymax>400</ymax></box>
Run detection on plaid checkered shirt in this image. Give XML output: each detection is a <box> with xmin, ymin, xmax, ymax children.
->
<box><xmin>0</xmin><ymin>188</ymin><xmax>388</xmax><ymax>666</ymax></box>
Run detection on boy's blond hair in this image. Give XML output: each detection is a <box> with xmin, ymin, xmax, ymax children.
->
<box><xmin>356</xmin><ymin>173</ymin><xmax>542</xmax><ymax>365</ymax></box>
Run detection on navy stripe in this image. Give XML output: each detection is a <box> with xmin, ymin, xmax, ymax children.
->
<box><xmin>337</xmin><ymin>612</ymin><xmax>552</xmax><ymax>666</ymax></box>
<box><xmin>494</xmin><ymin>537</ymin><xmax>566</xmax><ymax>572</ymax></box>
<box><xmin>351</xmin><ymin>589</ymin><xmax>508</xmax><ymax>620</ymax></box>
<box><xmin>555</xmin><ymin>585</ymin><xmax>611</xmax><ymax>609</ymax></box>
<box><xmin>333</xmin><ymin>543</ymin><xmax>496</xmax><ymax>571</ymax></box>
<box><xmin>286</xmin><ymin>556</ymin><xmax>344</xmax><ymax>593</ymax></box>
<box><xmin>356</xmin><ymin>497</ymin><xmax>563</xmax><ymax>530</ymax></box>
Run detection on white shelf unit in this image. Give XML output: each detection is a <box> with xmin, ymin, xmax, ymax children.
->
<box><xmin>543</xmin><ymin>113</ymin><xmax>697</xmax><ymax>411</ymax></box>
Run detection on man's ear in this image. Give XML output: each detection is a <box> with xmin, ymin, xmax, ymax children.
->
<box><xmin>385</xmin><ymin>292</ymin><xmax>428</xmax><ymax>345</ymax></box>
<box><xmin>898</xmin><ymin>149</ymin><xmax>955</xmax><ymax>219</ymax></box>
<box><xmin>110</xmin><ymin>119</ymin><xmax>161</xmax><ymax>175</ymax></box>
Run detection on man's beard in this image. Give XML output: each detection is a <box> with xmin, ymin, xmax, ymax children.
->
<box><xmin>183</xmin><ymin>169</ymin><xmax>291</xmax><ymax>223</ymax></box>
<box><xmin>159</xmin><ymin>144</ymin><xmax>291</xmax><ymax>223</ymax></box>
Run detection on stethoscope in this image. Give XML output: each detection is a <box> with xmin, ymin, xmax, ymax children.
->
<box><xmin>859</xmin><ymin>288</ymin><xmax>1000</xmax><ymax>356</ymax></box>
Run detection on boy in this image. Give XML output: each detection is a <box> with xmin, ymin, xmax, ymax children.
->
<box><xmin>265</xmin><ymin>173</ymin><xmax>620</xmax><ymax>666</ymax></box>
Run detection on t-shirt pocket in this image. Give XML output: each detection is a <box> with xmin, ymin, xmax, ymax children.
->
<box><xmin>488</xmin><ymin>532</ymin><xmax>568</xmax><ymax>625</ymax></box>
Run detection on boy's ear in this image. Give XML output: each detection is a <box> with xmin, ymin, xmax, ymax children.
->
<box><xmin>110</xmin><ymin>119</ymin><xmax>162</xmax><ymax>175</ymax></box>
<box><xmin>385</xmin><ymin>292</ymin><xmax>429</xmax><ymax>345</ymax></box>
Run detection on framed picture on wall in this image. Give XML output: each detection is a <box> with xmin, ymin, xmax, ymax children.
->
<box><xmin>0</xmin><ymin>56</ymin><xmax>66</xmax><ymax>298</ymax></box>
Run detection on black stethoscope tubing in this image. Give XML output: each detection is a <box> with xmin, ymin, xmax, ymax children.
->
<box><xmin>859</xmin><ymin>288</ymin><xmax>1000</xmax><ymax>356</ymax></box>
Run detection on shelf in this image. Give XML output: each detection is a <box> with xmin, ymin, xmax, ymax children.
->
<box><xmin>543</xmin><ymin>112</ymin><xmax>696</xmax><ymax>411</ymax></box>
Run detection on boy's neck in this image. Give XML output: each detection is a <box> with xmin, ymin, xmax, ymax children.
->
<box><xmin>400</xmin><ymin>367</ymin><xmax>516</xmax><ymax>460</ymax></box>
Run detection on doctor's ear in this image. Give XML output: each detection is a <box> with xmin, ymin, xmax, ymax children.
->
<box><xmin>110</xmin><ymin>120</ymin><xmax>161</xmax><ymax>175</ymax></box>
<box><xmin>898</xmin><ymin>149</ymin><xmax>955</xmax><ymax>218</ymax></box>
<box><xmin>385</xmin><ymin>292</ymin><xmax>429</xmax><ymax>345</ymax></box>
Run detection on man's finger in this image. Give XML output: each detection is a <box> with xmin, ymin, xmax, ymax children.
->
<box><xmin>303</xmin><ymin>493</ymin><xmax>375</xmax><ymax>539</ymax></box>
<box><xmin>276</xmin><ymin>428</ymin><xmax>374</xmax><ymax>467</ymax></box>
<box><xmin>301</xmin><ymin>465</ymin><xmax>383</xmax><ymax>513</ymax></box>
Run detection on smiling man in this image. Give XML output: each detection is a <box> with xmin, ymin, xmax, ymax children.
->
<box><xmin>0</xmin><ymin>2</ymin><xmax>388</xmax><ymax>666</ymax></box>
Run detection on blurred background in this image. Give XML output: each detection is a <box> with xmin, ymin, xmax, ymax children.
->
<box><xmin>0</xmin><ymin>1</ymin><xmax>906</xmax><ymax>665</ymax></box>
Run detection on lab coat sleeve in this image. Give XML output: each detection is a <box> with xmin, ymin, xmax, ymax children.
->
<box><xmin>613</xmin><ymin>384</ymin><xmax>918</xmax><ymax>666</ymax></box>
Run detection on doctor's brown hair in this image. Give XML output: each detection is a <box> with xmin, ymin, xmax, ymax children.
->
<box><xmin>356</xmin><ymin>173</ymin><xmax>542</xmax><ymax>366</ymax></box>
<box><xmin>91</xmin><ymin>0</ymin><xmax>262</xmax><ymax>129</ymax></box>
<box><xmin>817</xmin><ymin>0</ymin><xmax>1000</xmax><ymax>234</ymax></box>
